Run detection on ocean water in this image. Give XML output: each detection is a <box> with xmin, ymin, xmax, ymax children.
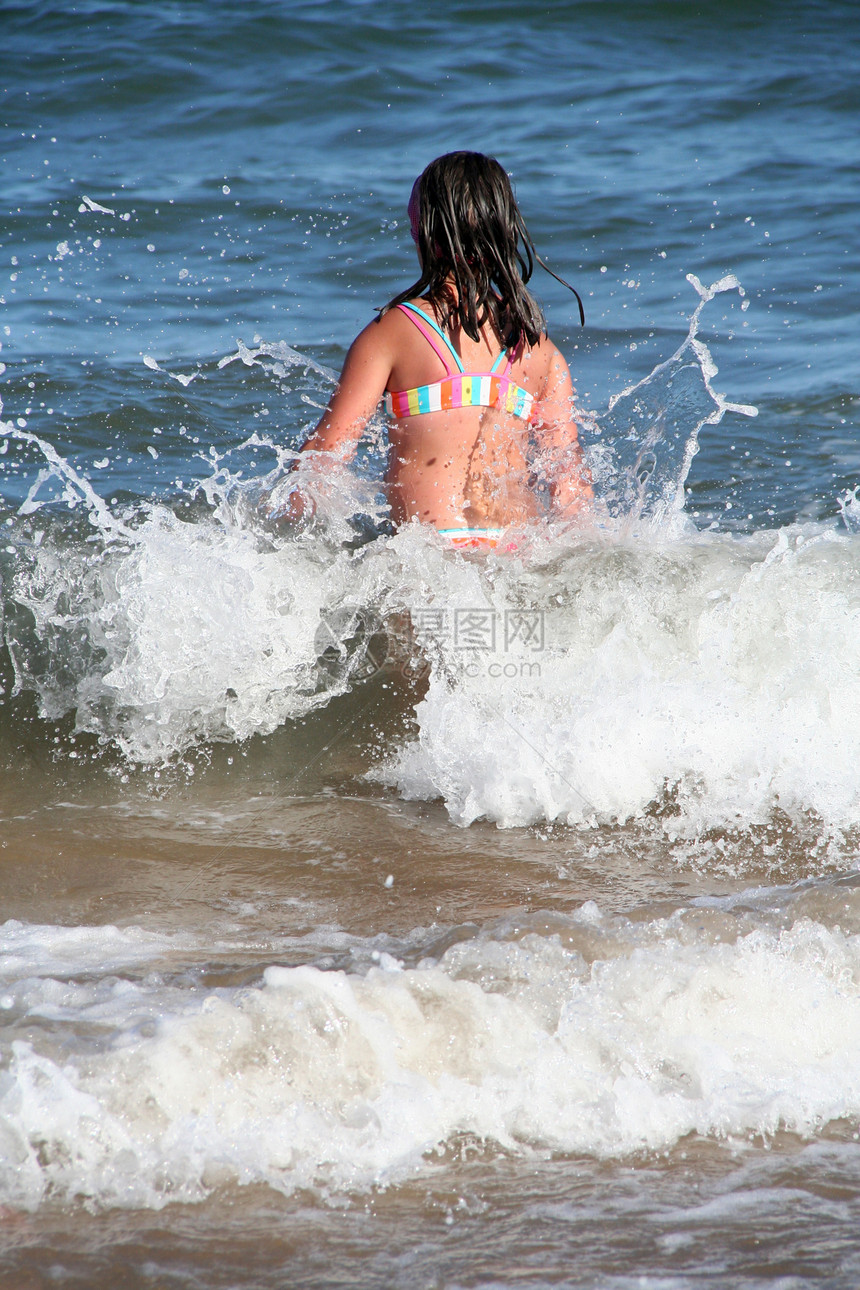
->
<box><xmin>2</xmin><ymin>1</ymin><xmax>860</xmax><ymax>1286</ymax></box>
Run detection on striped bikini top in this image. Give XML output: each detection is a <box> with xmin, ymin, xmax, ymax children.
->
<box><xmin>385</xmin><ymin>302</ymin><xmax>535</xmax><ymax>421</ymax></box>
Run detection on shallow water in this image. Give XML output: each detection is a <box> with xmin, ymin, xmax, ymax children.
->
<box><xmin>2</xmin><ymin>1</ymin><xmax>860</xmax><ymax>1286</ymax></box>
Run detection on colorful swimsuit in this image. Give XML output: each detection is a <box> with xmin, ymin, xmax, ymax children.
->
<box><xmin>384</xmin><ymin>302</ymin><xmax>535</xmax><ymax>422</ymax></box>
<box><xmin>386</xmin><ymin>301</ymin><xmax>529</xmax><ymax>552</ymax></box>
<box><xmin>437</xmin><ymin>526</ymin><xmax>504</xmax><ymax>550</ymax></box>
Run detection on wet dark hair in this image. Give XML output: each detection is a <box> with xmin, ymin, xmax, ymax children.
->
<box><xmin>383</xmin><ymin>151</ymin><xmax>584</xmax><ymax>350</ymax></box>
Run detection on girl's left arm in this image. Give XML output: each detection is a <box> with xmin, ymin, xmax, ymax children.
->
<box><xmin>266</xmin><ymin>319</ymin><xmax>394</xmax><ymax>525</ymax></box>
<box><xmin>263</xmin><ymin>320</ymin><xmax>393</xmax><ymax>525</ymax></box>
<box><xmin>300</xmin><ymin>318</ymin><xmax>394</xmax><ymax>456</ymax></box>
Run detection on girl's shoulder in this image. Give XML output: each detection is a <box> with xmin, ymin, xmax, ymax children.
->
<box><xmin>366</xmin><ymin>299</ymin><xmax>427</xmax><ymax>335</ymax></box>
<box><xmin>525</xmin><ymin>332</ymin><xmax>568</xmax><ymax>375</ymax></box>
<box><xmin>353</xmin><ymin>303</ymin><xmax>412</xmax><ymax>344</ymax></box>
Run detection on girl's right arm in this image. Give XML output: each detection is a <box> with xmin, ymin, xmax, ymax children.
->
<box><xmin>533</xmin><ymin>342</ymin><xmax>592</xmax><ymax>516</ymax></box>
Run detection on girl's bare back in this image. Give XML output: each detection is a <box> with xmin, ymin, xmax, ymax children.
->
<box><xmin>302</xmin><ymin>296</ymin><xmax>587</xmax><ymax>530</ymax></box>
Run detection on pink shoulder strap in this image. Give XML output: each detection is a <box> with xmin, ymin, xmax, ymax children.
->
<box><xmin>496</xmin><ymin>336</ymin><xmax>522</xmax><ymax>378</ymax></box>
<box><xmin>396</xmin><ymin>303</ymin><xmax>459</xmax><ymax>377</ymax></box>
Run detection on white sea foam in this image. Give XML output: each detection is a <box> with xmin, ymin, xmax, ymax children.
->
<box><xmin>385</xmin><ymin>523</ymin><xmax>860</xmax><ymax>831</ymax></box>
<box><xmin>0</xmin><ymin>919</ymin><xmax>195</xmax><ymax>979</ymax></box>
<box><xmin>3</xmin><ymin>278</ymin><xmax>858</xmax><ymax>829</ymax></box>
<box><xmin>5</xmin><ymin>433</ymin><xmax>860</xmax><ymax>829</ymax></box>
<box><xmin>2</xmin><ymin>440</ymin><xmax>392</xmax><ymax>760</ymax></box>
<box><xmin>3</xmin><ymin>906</ymin><xmax>860</xmax><ymax>1209</ymax></box>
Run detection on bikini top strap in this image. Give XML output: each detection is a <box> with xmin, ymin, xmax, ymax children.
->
<box><xmin>490</xmin><ymin>334</ymin><xmax>521</xmax><ymax>378</ymax></box>
<box><xmin>397</xmin><ymin>302</ymin><xmax>464</xmax><ymax>375</ymax></box>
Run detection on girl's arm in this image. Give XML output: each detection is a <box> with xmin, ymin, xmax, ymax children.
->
<box><xmin>532</xmin><ymin>343</ymin><xmax>592</xmax><ymax>516</ymax></box>
<box><xmin>300</xmin><ymin>318</ymin><xmax>394</xmax><ymax>456</ymax></box>
<box><xmin>268</xmin><ymin>319</ymin><xmax>393</xmax><ymax>524</ymax></box>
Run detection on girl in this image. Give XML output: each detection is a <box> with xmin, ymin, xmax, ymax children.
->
<box><xmin>293</xmin><ymin>151</ymin><xmax>591</xmax><ymax>548</ymax></box>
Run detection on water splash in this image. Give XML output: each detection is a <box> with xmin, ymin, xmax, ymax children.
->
<box><xmin>592</xmin><ymin>274</ymin><xmax>758</xmax><ymax>532</ymax></box>
<box><xmin>7</xmin><ymin>282</ymin><xmax>857</xmax><ymax>843</ymax></box>
<box><xmin>1</xmin><ymin>422</ymin><xmax>134</xmax><ymax>540</ymax></box>
<box><xmin>0</xmin><ymin>432</ymin><xmax>395</xmax><ymax>761</ymax></box>
<box><xmin>839</xmin><ymin>487</ymin><xmax>860</xmax><ymax>534</ymax></box>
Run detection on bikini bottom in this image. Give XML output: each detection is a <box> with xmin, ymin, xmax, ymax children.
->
<box><xmin>437</xmin><ymin>527</ymin><xmax>516</xmax><ymax>552</ymax></box>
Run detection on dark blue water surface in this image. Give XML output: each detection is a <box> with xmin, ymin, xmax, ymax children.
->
<box><xmin>2</xmin><ymin>0</ymin><xmax>858</xmax><ymax>526</ymax></box>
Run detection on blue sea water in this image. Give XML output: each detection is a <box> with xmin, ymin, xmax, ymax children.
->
<box><xmin>2</xmin><ymin>2</ymin><xmax>860</xmax><ymax>1286</ymax></box>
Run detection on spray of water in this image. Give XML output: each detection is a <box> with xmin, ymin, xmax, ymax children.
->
<box><xmin>3</xmin><ymin>278</ymin><xmax>860</xmax><ymax>837</ymax></box>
